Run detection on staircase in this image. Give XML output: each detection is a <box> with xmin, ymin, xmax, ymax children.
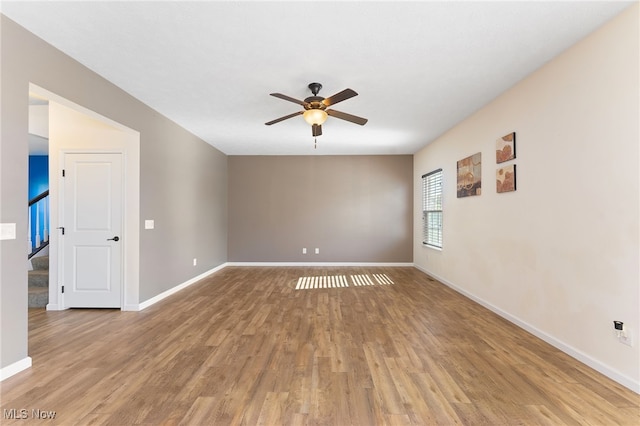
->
<box><xmin>28</xmin><ymin>256</ymin><xmax>49</xmax><ymax>308</ymax></box>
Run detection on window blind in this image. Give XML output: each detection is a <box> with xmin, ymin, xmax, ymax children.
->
<box><xmin>422</xmin><ymin>169</ymin><xmax>443</xmax><ymax>248</ymax></box>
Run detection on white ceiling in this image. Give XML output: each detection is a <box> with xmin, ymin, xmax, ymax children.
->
<box><xmin>2</xmin><ymin>1</ymin><xmax>633</xmax><ymax>155</ymax></box>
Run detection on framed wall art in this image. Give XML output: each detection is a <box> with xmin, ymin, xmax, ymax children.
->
<box><xmin>496</xmin><ymin>132</ymin><xmax>516</xmax><ymax>163</ymax></box>
<box><xmin>457</xmin><ymin>152</ymin><xmax>482</xmax><ymax>198</ymax></box>
<box><xmin>496</xmin><ymin>164</ymin><xmax>516</xmax><ymax>193</ymax></box>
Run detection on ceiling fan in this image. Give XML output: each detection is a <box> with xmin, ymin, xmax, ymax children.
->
<box><xmin>265</xmin><ymin>82</ymin><xmax>368</xmax><ymax>137</ymax></box>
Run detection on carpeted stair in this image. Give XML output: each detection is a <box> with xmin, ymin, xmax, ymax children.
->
<box><xmin>28</xmin><ymin>255</ymin><xmax>49</xmax><ymax>308</ymax></box>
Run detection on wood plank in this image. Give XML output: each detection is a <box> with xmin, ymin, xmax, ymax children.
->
<box><xmin>0</xmin><ymin>266</ymin><xmax>637</xmax><ymax>425</ymax></box>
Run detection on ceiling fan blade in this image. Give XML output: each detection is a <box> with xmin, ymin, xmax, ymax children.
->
<box><xmin>326</xmin><ymin>109</ymin><xmax>368</xmax><ymax>126</ymax></box>
<box><xmin>322</xmin><ymin>89</ymin><xmax>358</xmax><ymax>107</ymax></box>
<box><xmin>312</xmin><ymin>124</ymin><xmax>322</xmax><ymax>137</ymax></box>
<box><xmin>270</xmin><ymin>93</ymin><xmax>308</xmax><ymax>106</ymax></box>
<box><xmin>265</xmin><ymin>111</ymin><xmax>303</xmax><ymax>125</ymax></box>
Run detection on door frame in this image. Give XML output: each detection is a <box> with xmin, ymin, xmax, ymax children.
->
<box><xmin>29</xmin><ymin>83</ymin><xmax>141</xmax><ymax>311</ymax></box>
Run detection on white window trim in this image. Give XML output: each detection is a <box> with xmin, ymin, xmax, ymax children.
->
<box><xmin>422</xmin><ymin>168</ymin><xmax>443</xmax><ymax>249</ymax></box>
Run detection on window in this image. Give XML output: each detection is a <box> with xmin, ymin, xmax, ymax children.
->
<box><xmin>422</xmin><ymin>169</ymin><xmax>443</xmax><ymax>248</ymax></box>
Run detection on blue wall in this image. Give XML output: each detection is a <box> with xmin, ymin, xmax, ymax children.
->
<box><xmin>29</xmin><ymin>156</ymin><xmax>48</xmax><ymax>198</ymax></box>
<box><xmin>29</xmin><ymin>156</ymin><xmax>48</xmax><ymax>250</ymax></box>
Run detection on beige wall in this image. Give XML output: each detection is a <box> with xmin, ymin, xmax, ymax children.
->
<box><xmin>1</xmin><ymin>15</ymin><xmax>228</xmax><ymax>372</ymax></box>
<box><xmin>414</xmin><ymin>5</ymin><xmax>639</xmax><ymax>391</ymax></box>
<box><xmin>229</xmin><ymin>155</ymin><xmax>413</xmax><ymax>263</ymax></box>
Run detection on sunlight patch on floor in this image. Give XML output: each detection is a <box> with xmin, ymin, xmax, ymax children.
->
<box><xmin>295</xmin><ymin>274</ymin><xmax>393</xmax><ymax>290</ymax></box>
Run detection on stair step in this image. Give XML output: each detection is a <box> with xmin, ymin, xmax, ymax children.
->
<box><xmin>28</xmin><ymin>286</ymin><xmax>48</xmax><ymax>308</ymax></box>
<box><xmin>28</xmin><ymin>255</ymin><xmax>49</xmax><ymax>308</ymax></box>
<box><xmin>28</xmin><ymin>269</ymin><xmax>49</xmax><ymax>287</ymax></box>
<box><xmin>31</xmin><ymin>255</ymin><xmax>49</xmax><ymax>271</ymax></box>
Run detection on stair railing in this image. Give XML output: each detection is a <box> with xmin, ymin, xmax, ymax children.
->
<box><xmin>28</xmin><ymin>189</ymin><xmax>49</xmax><ymax>259</ymax></box>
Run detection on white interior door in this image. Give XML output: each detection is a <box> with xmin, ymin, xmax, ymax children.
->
<box><xmin>62</xmin><ymin>152</ymin><xmax>123</xmax><ymax>308</ymax></box>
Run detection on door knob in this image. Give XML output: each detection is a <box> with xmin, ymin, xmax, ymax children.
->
<box><xmin>107</xmin><ymin>236</ymin><xmax>120</xmax><ymax>242</ymax></box>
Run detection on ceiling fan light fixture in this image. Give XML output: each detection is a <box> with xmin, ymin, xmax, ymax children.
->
<box><xmin>303</xmin><ymin>109</ymin><xmax>328</xmax><ymax>126</ymax></box>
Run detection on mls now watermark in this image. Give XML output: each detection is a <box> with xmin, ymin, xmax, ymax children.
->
<box><xmin>4</xmin><ymin>408</ymin><xmax>57</xmax><ymax>420</ymax></box>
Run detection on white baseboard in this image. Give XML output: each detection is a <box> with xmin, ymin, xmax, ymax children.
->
<box><xmin>226</xmin><ymin>262</ymin><xmax>415</xmax><ymax>267</ymax></box>
<box><xmin>134</xmin><ymin>263</ymin><xmax>228</xmax><ymax>311</ymax></box>
<box><xmin>46</xmin><ymin>303</ymin><xmax>63</xmax><ymax>311</ymax></box>
<box><xmin>122</xmin><ymin>304</ymin><xmax>140</xmax><ymax>312</ymax></box>
<box><xmin>414</xmin><ymin>265</ymin><xmax>640</xmax><ymax>394</ymax></box>
<box><xmin>0</xmin><ymin>357</ymin><xmax>32</xmax><ymax>382</ymax></box>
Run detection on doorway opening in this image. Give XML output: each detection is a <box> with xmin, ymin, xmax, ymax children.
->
<box><xmin>28</xmin><ymin>83</ymin><xmax>140</xmax><ymax>311</ymax></box>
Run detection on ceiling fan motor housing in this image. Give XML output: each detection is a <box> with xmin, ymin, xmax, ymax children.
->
<box><xmin>304</xmin><ymin>98</ymin><xmax>326</xmax><ymax>110</ymax></box>
<box><xmin>305</xmin><ymin>83</ymin><xmax>326</xmax><ymax>110</ymax></box>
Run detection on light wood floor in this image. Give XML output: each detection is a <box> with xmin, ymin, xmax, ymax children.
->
<box><xmin>1</xmin><ymin>266</ymin><xmax>638</xmax><ymax>425</ymax></box>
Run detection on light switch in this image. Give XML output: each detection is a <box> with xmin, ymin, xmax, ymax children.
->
<box><xmin>144</xmin><ymin>220</ymin><xmax>154</xmax><ymax>230</ymax></box>
<box><xmin>0</xmin><ymin>223</ymin><xmax>17</xmax><ymax>240</ymax></box>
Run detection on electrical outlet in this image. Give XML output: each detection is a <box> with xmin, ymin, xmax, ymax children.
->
<box><xmin>193</xmin><ymin>258</ymin><xmax>197</xmax><ymax>266</ymax></box>
<box><xmin>614</xmin><ymin>322</ymin><xmax>633</xmax><ymax>347</ymax></box>
<box><xmin>302</xmin><ymin>248</ymin><xmax>307</xmax><ymax>254</ymax></box>
<box><xmin>617</xmin><ymin>329</ymin><xmax>633</xmax><ymax>347</ymax></box>
<box><xmin>619</xmin><ymin>333</ymin><xmax>633</xmax><ymax>347</ymax></box>
<box><xmin>315</xmin><ymin>248</ymin><xmax>319</xmax><ymax>254</ymax></box>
